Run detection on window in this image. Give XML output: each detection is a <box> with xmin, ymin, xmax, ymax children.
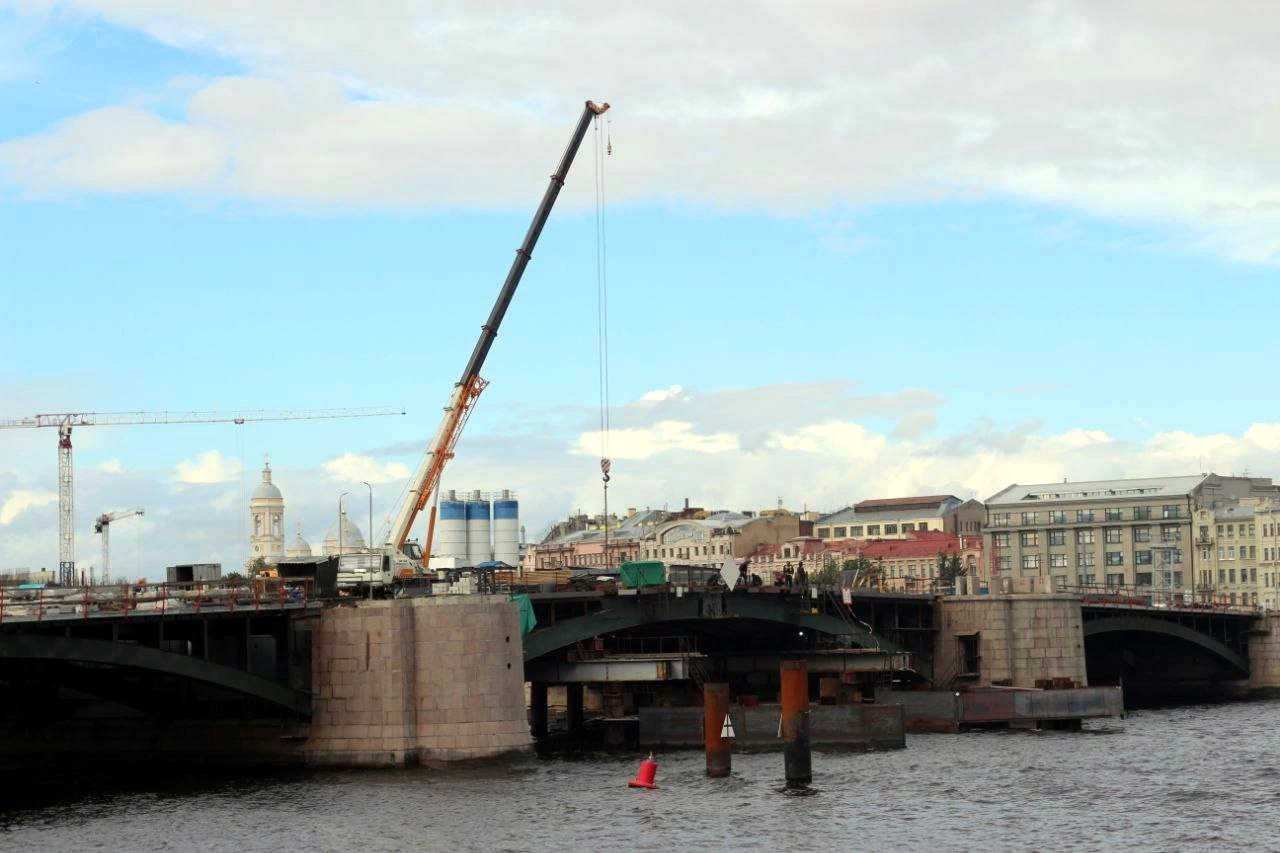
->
<box><xmin>850</xmin><ymin>526</ymin><xmax>863</xmax><ymax>537</ymax></box>
<box><xmin>1250</xmin><ymin>545</ymin><xmax>1258</xmax><ymax>559</ymax></box>
<box><xmin>1230</xmin><ymin>569</ymin><xmax>1236</xmax><ymax>583</ymax></box>
<box><xmin>1020</xmin><ymin>531</ymin><xmax>1039</xmax><ymax>547</ymax></box>
<box><xmin>1170</xmin><ymin>548</ymin><xmax>1183</xmax><ymax>564</ymax></box>
<box><xmin>1050</xmin><ymin>553</ymin><xmax>1068</xmax><ymax>568</ymax></box>
<box><xmin>1106</xmin><ymin>573</ymin><xmax>1125</xmax><ymax>588</ymax></box>
<box><xmin>1133</xmin><ymin>507</ymin><xmax>1151</xmax><ymax>521</ymax></box>
<box><xmin>816</xmin><ymin>527</ymin><xmax>831</xmax><ymax>538</ymax></box>
<box><xmin>1022</xmin><ymin>554</ymin><xmax>1041</xmax><ymax>570</ymax></box>
<box><xmin>1135</xmin><ymin>550</ymin><xmax>1153</xmax><ymax>565</ymax></box>
<box><xmin>991</xmin><ymin>513</ymin><xmax>1011</xmax><ymax>527</ymax></box>
<box><xmin>994</xmin><ymin>532</ymin><xmax>1010</xmax><ymax>547</ymax></box>
<box><xmin>1105</xmin><ymin>527</ymin><xmax>1123</xmax><ymax>544</ymax></box>
<box><xmin>867</xmin><ymin>525</ymin><xmax>881</xmax><ymax>536</ymax></box>
<box><xmin>901</xmin><ymin>523</ymin><xmax>915</xmax><ymax>532</ymax></box>
<box><xmin>1049</xmin><ymin>510</ymin><xmax>1067</xmax><ymax>524</ymax></box>
<box><xmin>1229</xmin><ymin>546</ymin><xmax>1236</xmax><ymax>560</ymax></box>
<box><xmin>1162</xmin><ymin>505</ymin><xmax>1181</xmax><ymax>519</ymax></box>
<box><xmin>1077</xmin><ymin>510</ymin><xmax>1095</xmax><ymax>523</ymax></box>
<box><xmin>1049</xmin><ymin>530</ymin><xmax>1066</xmax><ymax>546</ymax></box>
<box><xmin>1136</xmin><ymin>573</ymin><xmax>1153</xmax><ymax>587</ymax></box>
<box><xmin>885</xmin><ymin>524</ymin><xmax>899</xmax><ymax>535</ymax></box>
<box><xmin>1021</xmin><ymin>512</ymin><xmax>1039</xmax><ymax>525</ymax></box>
<box><xmin>1105</xmin><ymin>508</ymin><xmax>1123</xmax><ymax>522</ymax></box>
<box><xmin>1077</xmin><ymin>552</ymin><xmax>1096</xmax><ymax>568</ymax></box>
<box><xmin>959</xmin><ymin>634</ymin><xmax>981</xmax><ymax>676</ymax></box>
<box><xmin>1252</xmin><ymin>567</ymin><xmax>1258</xmax><ymax>583</ymax></box>
<box><xmin>1250</xmin><ymin>524</ymin><xmax>1257</xmax><ymax>537</ymax></box>
<box><xmin>833</xmin><ymin>526</ymin><xmax>847</xmax><ymax>538</ymax></box>
<box><xmin>1161</xmin><ymin>525</ymin><xmax>1180</xmax><ymax>543</ymax></box>
<box><xmin>1054</xmin><ymin>574</ymin><xmax>1068</xmax><ymax>589</ymax></box>
<box><xmin>1219</xmin><ymin>546</ymin><xmax>1226</xmax><ymax>560</ymax></box>
<box><xmin>1199</xmin><ymin>525</ymin><xmax>1210</xmax><ymax>540</ymax></box>
<box><xmin>1080</xmin><ymin>573</ymin><xmax>1097</xmax><ymax>585</ymax></box>
<box><xmin>1106</xmin><ymin>551</ymin><xmax>1124</xmax><ymax>566</ymax></box>
<box><xmin>1217</xmin><ymin>524</ymin><xmax>1225</xmax><ymax>537</ymax></box>
<box><xmin>1228</xmin><ymin>524</ymin><xmax>1235</xmax><ymax>538</ymax></box>
<box><xmin>1076</xmin><ymin>529</ymin><xmax>1095</xmax><ymax>545</ymax></box>
<box><xmin>1219</xmin><ymin>569</ymin><xmax>1226</xmax><ymax>584</ymax></box>
<box><xmin>1134</xmin><ymin>527</ymin><xmax>1151</xmax><ymax>543</ymax></box>
<box><xmin>997</xmin><ymin>556</ymin><xmax>1012</xmax><ymax>571</ymax></box>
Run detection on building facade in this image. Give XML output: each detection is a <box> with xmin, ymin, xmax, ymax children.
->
<box><xmin>814</xmin><ymin>495</ymin><xmax>984</xmax><ymax>541</ymax></box>
<box><xmin>639</xmin><ymin>511</ymin><xmax>806</xmax><ymax>567</ymax></box>
<box><xmin>983</xmin><ymin>474</ymin><xmax>1280</xmax><ymax>598</ymax></box>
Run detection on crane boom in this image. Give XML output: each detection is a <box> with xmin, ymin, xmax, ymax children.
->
<box><xmin>388</xmin><ymin>99</ymin><xmax>610</xmax><ymax>558</ymax></box>
<box><xmin>94</xmin><ymin>507</ymin><xmax>144</xmax><ymax>587</ymax></box>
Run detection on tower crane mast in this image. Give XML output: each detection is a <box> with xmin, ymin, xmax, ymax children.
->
<box><xmin>94</xmin><ymin>507</ymin><xmax>144</xmax><ymax>586</ymax></box>
<box><xmin>386</xmin><ymin>100</ymin><xmax>610</xmax><ymax>569</ymax></box>
<box><xmin>0</xmin><ymin>407</ymin><xmax>404</xmax><ymax>586</ymax></box>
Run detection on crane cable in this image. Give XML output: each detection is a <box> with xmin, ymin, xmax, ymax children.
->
<box><xmin>594</xmin><ymin>113</ymin><xmax>613</xmax><ymax>561</ymax></box>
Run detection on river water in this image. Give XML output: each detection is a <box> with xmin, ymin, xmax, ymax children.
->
<box><xmin>4</xmin><ymin>699</ymin><xmax>1280</xmax><ymax>852</ymax></box>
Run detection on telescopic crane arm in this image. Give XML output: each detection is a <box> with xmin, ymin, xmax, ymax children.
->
<box><xmin>388</xmin><ymin>99</ymin><xmax>610</xmax><ymax>559</ymax></box>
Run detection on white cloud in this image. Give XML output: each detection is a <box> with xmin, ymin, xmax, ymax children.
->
<box><xmin>96</xmin><ymin>458</ymin><xmax>123</xmax><ymax>474</ymax></box>
<box><xmin>174</xmin><ymin>449</ymin><xmax>242</xmax><ymax>484</ymax></box>
<box><xmin>6</xmin><ymin>3</ymin><xmax>1280</xmax><ymax>260</ymax></box>
<box><xmin>323</xmin><ymin>452</ymin><xmax>409</xmax><ymax>484</ymax></box>
<box><xmin>0</xmin><ymin>490</ymin><xmax>57</xmax><ymax>526</ymax></box>
<box><xmin>576</xmin><ymin>420</ymin><xmax>739</xmax><ymax>460</ymax></box>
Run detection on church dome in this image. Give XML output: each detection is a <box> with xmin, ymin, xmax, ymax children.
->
<box><xmin>323</xmin><ymin>512</ymin><xmax>366</xmax><ymax>554</ymax></box>
<box><xmin>252</xmin><ymin>460</ymin><xmax>283</xmax><ymax>501</ymax></box>
<box><xmin>286</xmin><ymin>525</ymin><xmax>312</xmax><ymax>558</ymax></box>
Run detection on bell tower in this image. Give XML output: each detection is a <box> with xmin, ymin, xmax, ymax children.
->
<box><xmin>249</xmin><ymin>454</ymin><xmax>286</xmax><ymax>562</ymax></box>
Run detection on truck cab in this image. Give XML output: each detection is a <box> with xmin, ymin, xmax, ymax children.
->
<box><xmin>336</xmin><ymin>551</ymin><xmax>392</xmax><ymax>595</ymax></box>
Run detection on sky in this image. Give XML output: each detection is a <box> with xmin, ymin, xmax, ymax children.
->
<box><xmin>3</xmin><ymin>2</ymin><xmax>1280</xmax><ymax>578</ymax></box>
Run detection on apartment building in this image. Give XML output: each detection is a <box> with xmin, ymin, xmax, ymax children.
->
<box><xmin>983</xmin><ymin>474</ymin><xmax>1280</xmax><ymax>595</ymax></box>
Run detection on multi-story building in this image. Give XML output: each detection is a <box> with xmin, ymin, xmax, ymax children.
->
<box><xmin>523</xmin><ymin>508</ymin><xmax>669</xmax><ymax>571</ymax></box>
<box><xmin>746</xmin><ymin>530</ymin><xmax>982</xmax><ymax>591</ymax></box>
<box><xmin>638</xmin><ymin>511</ymin><xmax>808</xmax><ymax>567</ymax></box>
<box><xmin>814</xmin><ymin>495</ymin><xmax>984</xmax><ymax>541</ymax></box>
<box><xmin>983</xmin><ymin>474</ymin><xmax>1280</xmax><ymax>596</ymax></box>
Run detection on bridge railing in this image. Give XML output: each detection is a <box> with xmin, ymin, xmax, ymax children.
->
<box><xmin>1059</xmin><ymin>583</ymin><xmax>1260</xmax><ymax>615</ymax></box>
<box><xmin>0</xmin><ymin>577</ymin><xmax>314</xmax><ymax>624</ymax></box>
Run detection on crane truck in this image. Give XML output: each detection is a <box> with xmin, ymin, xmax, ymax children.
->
<box><xmin>339</xmin><ymin>99</ymin><xmax>611</xmax><ymax>595</ymax></box>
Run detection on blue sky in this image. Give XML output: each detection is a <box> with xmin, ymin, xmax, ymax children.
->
<box><xmin>3</xmin><ymin>3</ymin><xmax>1280</xmax><ymax>575</ymax></box>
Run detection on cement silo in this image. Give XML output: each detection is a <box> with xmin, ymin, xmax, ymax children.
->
<box><xmin>493</xmin><ymin>490</ymin><xmax>520</xmax><ymax>567</ymax></box>
<box><xmin>465</xmin><ymin>490</ymin><xmax>492</xmax><ymax>566</ymax></box>
<box><xmin>437</xmin><ymin>490</ymin><xmax>468</xmax><ymax>563</ymax></box>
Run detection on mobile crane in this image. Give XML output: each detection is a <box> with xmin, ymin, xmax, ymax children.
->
<box><xmin>379</xmin><ymin>99</ymin><xmax>611</xmax><ymax>583</ymax></box>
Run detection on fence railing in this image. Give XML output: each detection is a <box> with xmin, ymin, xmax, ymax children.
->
<box><xmin>0</xmin><ymin>577</ymin><xmax>314</xmax><ymax>624</ymax></box>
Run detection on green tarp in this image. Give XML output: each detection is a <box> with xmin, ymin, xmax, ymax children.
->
<box><xmin>512</xmin><ymin>593</ymin><xmax>537</xmax><ymax>636</ymax></box>
<box><xmin>620</xmin><ymin>560</ymin><xmax>666</xmax><ymax>588</ymax></box>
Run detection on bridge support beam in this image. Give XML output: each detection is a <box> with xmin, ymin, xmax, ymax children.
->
<box><xmin>530</xmin><ymin>683</ymin><xmax>548</xmax><ymax>739</ymax></box>
<box><xmin>1251</xmin><ymin>613</ymin><xmax>1280</xmax><ymax>691</ymax></box>
<box><xmin>781</xmin><ymin>660</ymin><xmax>811</xmax><ymax>788</ymax></box>
<box><xmin>565</xmin><ymin>683</ymin><xmax>584</xmax><ymax>735</ymax></box>
<box><xmin>703</xmin><ymin>682</ymin><xmax>731</xmax><ymax>778</ymax></box>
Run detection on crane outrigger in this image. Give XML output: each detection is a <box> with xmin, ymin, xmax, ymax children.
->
<box><xmin>384</xmin><ymin>99</ymin><xmax>611</xmax><ymax>577</ymax></box>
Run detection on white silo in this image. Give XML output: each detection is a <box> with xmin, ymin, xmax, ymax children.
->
<box><xmin>437</xmin><ymin>490</ymin><xmax>468</xmax><ymax>562</ymax></box>
<box><xmin>493</xmin><ymin>490</ymin><xmax>520</xmax><ymax>567</ymax></box>
<box><xmin>465</xmin><ymin>489</ymin><xmax>492</xmax><ymax>566</ymax></box>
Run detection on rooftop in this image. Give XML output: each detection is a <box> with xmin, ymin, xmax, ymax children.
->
<box><xmin>986</xmin><ymin>475</ymin><xmax>1209</xmax><ymax>506</ymax></box>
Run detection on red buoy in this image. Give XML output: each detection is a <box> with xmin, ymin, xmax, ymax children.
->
<box><xmin>628</xmin><ymin>752</ymin><xmax>659</xmax><ymax>789</ymax></box>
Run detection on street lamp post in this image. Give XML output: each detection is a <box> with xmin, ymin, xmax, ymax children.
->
<box><xmin>339</xmin><ymin>491</ymin><xmax>350</xmax><ymax>556</ymax></box>
<box><xmin>361</xmin><ymin>481</ymin><xmax>373</xmax><ymax>553</ymax></box>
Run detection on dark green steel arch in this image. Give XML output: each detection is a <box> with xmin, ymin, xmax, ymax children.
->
<box><xmin>1083</xmin><ymin>615</ymin><xmax>1248</xmax><ymax>675</ymax></box>
<box><xmin>523</xmin><ymin>592</ymin><xmax>898</xmax><ymax>662</ymax></box>
<box><xmin>0</xmin><ymin>634</ymin><xmax>311</xmax><ymax>715</ymax></box>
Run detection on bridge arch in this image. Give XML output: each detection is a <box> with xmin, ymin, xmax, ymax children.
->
<box><xmin>0</xmin><ymin>634</ymin><xmax>311</xmax><ymax>715</ymax></box>
<box><xmin>523</xmin><ymin>593</ymin><xmax>897</xmax><ymax>662</ymax></box>
<box><xmin>1083</xmin><ymin>615</ymin><xmax>1248</xmax><ymax>676</ymax></box>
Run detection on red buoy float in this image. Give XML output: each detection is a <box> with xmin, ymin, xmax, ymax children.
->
<box><xmin>628</xmin><ymin>752</ymin><xmax>659</xmax><ymax>789</ymax></box>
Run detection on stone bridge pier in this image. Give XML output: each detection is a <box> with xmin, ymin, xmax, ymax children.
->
<box><xmin>307</xmin><ymin>595</ymin><xmax>531</xmax><ymax>766</ymax></box>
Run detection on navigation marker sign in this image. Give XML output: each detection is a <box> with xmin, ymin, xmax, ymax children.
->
<box><xmin>719</xmin><ymin>555</ymin><xmax>737</xmax><ymax>590</ymax></box>
<box><xmin>721</xmin><ymin>713</ymin><xmax>735</xmax><ymax>739</ymax></box>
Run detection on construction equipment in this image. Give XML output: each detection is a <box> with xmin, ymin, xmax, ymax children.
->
<box><xmin>93</xmin><ymin>507</ymin><xmax>144</xmax><ymax>586</ymax></box>
<box><xmin>0</xmin><ymin>407</ymin><xmax>404</xmax><ymax>586</ymax></box>
<box><xmin>385</xmin><ymin>100</ymin><xmax>610</xmax><ymax>577</ymax></box>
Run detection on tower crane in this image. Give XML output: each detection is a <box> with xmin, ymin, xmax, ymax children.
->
<box><xmin>0</xmin><ymin>407</ymin><xmax>404</xmax><ymax>586</ymax></box>
<box><xmin>385</xmin><ymin>100</ymin><xmax>610</xmax><ymax>575</ymax></box>
<box><xmin>94</xmin><ymin>507</ymin><xmax>144</xmax><ymax>586</ymax></box>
